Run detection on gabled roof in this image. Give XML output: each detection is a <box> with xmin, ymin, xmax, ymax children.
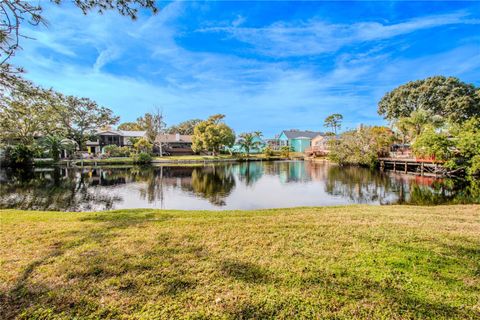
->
<box><xmin>281</xmin><ymin>130</ymin><xmax>326</xmax><ymax>139</ymax></box>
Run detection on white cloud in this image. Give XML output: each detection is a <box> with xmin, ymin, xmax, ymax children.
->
<box><xmin>199</xmin><ymin>12</ymin><xmax>479</xmax><ymax>57</ymax></box>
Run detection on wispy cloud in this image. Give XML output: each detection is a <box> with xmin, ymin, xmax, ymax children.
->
<box><xmin>9</xmin><ymin>2</ymin><xmax>480</xmax><ymax>136</ymax></box>
<box><xmin>199</xmin><ymin>12</ymin><xmax>479</xmax><ymax>57</ymax></box>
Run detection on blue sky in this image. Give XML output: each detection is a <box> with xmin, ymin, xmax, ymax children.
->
<box><xmin>12</xmin><ymin>1</ymin><xmax>480</xmax><ymax>137</ymax></box>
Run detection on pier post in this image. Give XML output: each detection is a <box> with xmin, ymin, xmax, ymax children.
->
<box><xmin>421</xmin><ymin>162</ymin><xmax>424</xmax><ymax>176</ymax></box>
<box><xmin>393</xmin><ymin>161</ymin><xmax>396</xmax><ymax>172</ymax></box>
<box><xmin>404</xmin><ymin>161</ymin><xmax>407</xmax><ymax>174</ymax></box>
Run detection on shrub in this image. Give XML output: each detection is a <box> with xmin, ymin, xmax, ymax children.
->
<box><xmin>263</xmin><ymin>146</ymin><xmax>274</xmax><ymax>158</ymax></box>
<box><xmin>280</xmin><ymin>146</ymin><xmax>291</xmax><ymax>158</ymax></box>
<box><xmin>133</xmin><ymin>152</ymin><xmax>152</xmax><ymax>164</ymax></box>
<box><xmin>104</xmin><ymin>145</ymin><xmax>131</xmax><ymax>157</ymax></box>
<box><xmin>2</xmin><ymin>144</ymin><xmax>39</xmax><ymax>167</ymax></box>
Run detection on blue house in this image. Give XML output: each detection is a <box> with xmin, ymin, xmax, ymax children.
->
<box><xmin>278</xmin><ymin>130</ymin><xmax>324</xmax><ymax>152</ymax></box>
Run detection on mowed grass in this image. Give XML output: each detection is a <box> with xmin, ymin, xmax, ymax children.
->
<box><xmin>1</xmin><ymin>206</ymin><xmax>479</xmax><ymax>319</ymax></box>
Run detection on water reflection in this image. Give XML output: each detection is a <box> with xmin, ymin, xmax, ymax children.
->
<box><xmin>0</xmin><ymin>161</ymin><xmax>478</xmax><ymax>211</ymax></box>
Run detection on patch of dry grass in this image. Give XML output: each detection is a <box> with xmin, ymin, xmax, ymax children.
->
<box><xmin>1</xmin><ymin>205</ymin><xmax>479</xmax><ymax>319</ymax></box>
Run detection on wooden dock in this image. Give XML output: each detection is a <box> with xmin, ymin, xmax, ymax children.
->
<box><xmin>379</xmin><ymin>158</ymin><xmax>444</xmax><ymax>177</ymax></box>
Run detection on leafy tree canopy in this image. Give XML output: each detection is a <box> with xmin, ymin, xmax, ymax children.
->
<box><xmin>192</xmin><ymin>114</ymin><xmax>235</xmax><ymax>155</ymax></box>
<box><xmin>118</xmin><ymin>122</ymin><xmax>145</xmax><ymax>131</ymax></box>
<box><xmin>328</xmin><ymin>126</ymin><xmax>394</xmax><ymax>168</ymax></box>
<box><xmin>378</xmin><ymin>76</ymin><xmax>480</xmax><ymax>123</ymax></box>
<box><xmin>166</xmin><ymin>119</ymin><xmax>202</xmax><ymax>135</ymax></box>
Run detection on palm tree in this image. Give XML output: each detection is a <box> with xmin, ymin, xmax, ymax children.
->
<box><xmin>40</xmin><ymin>135</ymin><xmax>76</xmax><ymax>162</ymax></box>
<box><xmin>238</xmin><ymin>132</ymin><xmax>263</xmax><ymax>156</ymax></box>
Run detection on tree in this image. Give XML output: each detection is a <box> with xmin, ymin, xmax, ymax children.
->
<box><xmin>166</xmin><ymin>119</ymin><xmax>202</xmax><ymax>135</ymax></box>
<box><xmin>393</xmin><ymin>109</ymin><xmax>445</xmax><ymax>142</ymax></box>
<box><xmin>55</xmin><ymin>95</ymin><xmax>119</xmax><ymax>150</ymax></box>
<box><xmin>137</xmin><ymin>109</ymin><xmax>165</xmax><ymax>143</ymax></box>
<box><xmin>191</xmin><ymin>114</ymin><xmax>235</xmax><ymax>156</ymax></box>
<box><xmin>328</xmin><ymin>126</ymin><xmax>394</xmax><ymax>168</ymax></box>
<box><xmin>133</xmin><ymin>137</ymin><xmax>153</xmax><ymax>154</ymax></box>
<box><xmin>40</xmin><ymin>135</ymin><xmax>76</xmax><ymax>162</ymax></box>
<box><xmin>323</xmin><ymin>113</ymin><xmax>343</xmax><ymax>135</ymax></box>
<box><xmin>0</xmin><ymin>0</ymin><xmax>158</xmax><ymax>70</ymax></box>
<box><xmin>446</xmin><ymin>117</ymin><xmax>480</xmax><ymax>176</ymax></box>
<box><xmin>237</xmin><ymin>132</ymin><xmax>262</xmax><ymax>156</ymax></box>
<box><xmin>411</xmin><ymin>126</ymin><xmax>454</xmax><ymax>162</ymax></box>
<box><xmin>118</xmin><ymin>122</ymin><xmax>145</xmax><ymax>131</ymax></box>
<box><xmin>0</xmin><ymin>78</ymin><xmax>63</xmax><ymax>145</ymax></box>
<box><xmin>378</xmin><ymin>76</ymin><xmax>480</xmax><ymax>123</ymax></box>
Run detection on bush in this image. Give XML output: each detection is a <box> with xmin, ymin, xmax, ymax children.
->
<box><xmin>104</xmin><ymin>145</ymin><xmax>131</xmax><ymax>157</ymax></box>
<box><xmin>133</xmin><ymin>152</ymin><xmax>152</xmax><ymax>164</ymax></box>
<box><xmin>280</xmin><ymin>146</ymin><xmax>291</xmax><ymax>158</ymax></box>
<box><xmin>2</xmin><ymin>144</ymin><xmax>39</xmax><ymax>167</ymax></box>
<box><xmin>263</xmin><ymin>146</ymin><xmax>274</xmax><ymax>158</ymax></box>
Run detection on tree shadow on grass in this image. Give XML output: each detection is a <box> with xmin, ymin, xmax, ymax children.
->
<box><xmin>0</xmin><ymin>214</ymin><xmax>158</xmax><ymax>319</ymax></box>
<box><xmin>220</xmin><ymin>259</ymin><xmax>272</xmax><ymax>284</ymax></box>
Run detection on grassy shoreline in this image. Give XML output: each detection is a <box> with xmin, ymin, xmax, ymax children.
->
<box><xmin>1</xmin><ymin>205</ymin><xmax>479</xmax><ymax>319</ymax></box>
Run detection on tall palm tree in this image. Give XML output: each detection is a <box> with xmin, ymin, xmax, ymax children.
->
<box><xmin>238</xmin><ymin>131</ymin><xmax>263</xmax><ymax>156</ymax></box>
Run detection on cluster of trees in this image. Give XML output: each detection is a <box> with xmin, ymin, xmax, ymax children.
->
<box><xmin>381</xmin><ymin>76</ymin><xmax>480</xmax><ymax>176</ymax></box>
<box><xmin>0</xmin><ymin>76</ymin><xmax>119</xmax><ymax>165</ymax></box>
<box><xmin>328</xmin><ymin>76</ymin><xmax>479</xmax><ymax>176</ymax></box>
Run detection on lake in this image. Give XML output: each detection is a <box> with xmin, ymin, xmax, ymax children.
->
<box><xmin>1</xmin><ymin>161</ymin><xmax>478</xmax><ymax>211</ymax></box>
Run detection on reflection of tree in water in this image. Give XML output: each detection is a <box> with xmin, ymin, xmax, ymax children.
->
<box><xmin>236</xmin><ymin>162</ymin><xmax>264</xmax><ymax>186</ymax></box>
<box><xmin>186</xmin><ymin>165</ymin><xmax>236</xmax><ymax>206</ymax></box>
<box><xmin>324</xmin><ymin>165</ymin><xmax>480</xmax><ymax>205</ymax></box>
<box><xmin>407</xmin><ymin>178</ymin><xmax>480</xmax><ymax>205</ymax></box>
<box><xmin>0</xmin><ymin>167</ymin><xmax>122</xmax><ymax>211</ymax></box>
<box><xmin>324</xmin><ymin>165</ymin><xmax>402</xmax><ymax>204</ymax></box>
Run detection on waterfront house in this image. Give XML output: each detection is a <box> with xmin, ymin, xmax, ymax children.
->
<box><xmin>86</xmin><ymin>130</ymin><xmax>147</xmax><ymax>154</ymax></box>
<box><xmin>278</xmin><ymin>130</ymin><xmax>325</xmax><ymax>152</ymax></box>
<box><xmin>305</xmin><ymin>135</ymin><xmax>334</xmax><ymax>156</ymax></box>
<box><xmin>156</xmin><ymin>133</ymin><xmax>194</xmax><ymax>155</ymax></box>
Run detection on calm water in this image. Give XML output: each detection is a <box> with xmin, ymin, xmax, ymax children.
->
<box><xmin>1</xmin><ymin>161</ymin><xmax>478</xmax><ymax>211</ymax></box>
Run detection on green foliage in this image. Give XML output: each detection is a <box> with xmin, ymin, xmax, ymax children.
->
<box><xmin>167</xmin><ymin>119</ymin><xmax>202</xmax><ymax>135</ymax></box>
<box><xmin>136</xmin><ymin>110</ymin><xmax>165</xmax><ymax>143</ymax></box>
<box><xmin>393</xmin><ymin>109</ymin><xmax>445</xmax><ymax>142</ymax></box>
<box><xmin>132</xmin><ymin>152</ymin><xmax>152</xmax><ymax>164</ymax></box>
<box><xmin>0</xmin><ymin>78</ymin><xmax>64</xmax><ymax>145</ymax></box>
<box><xmin>103</xmin><ymin>145</ymin><xmax>131</xmax><ymax>157</ymax></box>
<box><xmin>56</xmin><ymin>95</ymin><xmax>119</xmax><ymax>149</ymax></box>
<box><xmin>280</xmin><ymin>146</ymin><xmax>291</xmax><ymax>158</ymax></box>
<box><xmin>263</xmin><ymin>146</ymin><xmax>274</xmax><ymax>158</ymax></box>
<box><xmin>237</xmin><ymin>132</ymin><xmax>262</xmax><ymax>155</ymax></box>
<box><xmin>412</xmin><ymin>127</ymin><xmax>454</xmax><ymax>161</ymax></box>
<box><xmin>323</xmin><ymin>113</ymin><xmax>343</xmax><ymax>135</ymax></box>
<box><xmin>446</xmin><ymin>117</ymin><xmax>480</xmax><ymax>175</ymax></box>
<box><xmin>118</xmin><ymin>122</ymin><xmax>145</xmax><ymax>131</ymax></box>
<box><xmin>39</xmin><ymin>135</ymin><xmax>76</xmax><ymax>162</ymax></box>
<box><xmin>378</xmin><ymin>76</ymin><xmax>480</xmax><ymax>123</ymax></box>
<box><xmin>192</xmin><ymin>114</ymin><xmax>235</xmax><ymax>155</ymax></box>
<box><xmin>2</xmin><ymin>143</ymin><xmax>39</xmax><ymax>166</ymax></box>
<box><xmin>133</xmin><ymin>137</ymin><xmax>153</xmax><ymax>154</ymax></box>
<box><xmin>328</xmin><ymin>126</ymin><xmax>394</xmax><ymax>167</ymax></box>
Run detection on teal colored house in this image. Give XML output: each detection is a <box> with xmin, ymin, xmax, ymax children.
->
<box><xmin>278</xmin><ymin>130</ymin><xmax>324</xmax><ymax>152</ymax></box>
<box><xmin>228</xmin><ymin>136</ymin><xmax>266</xmax><ymax>154</ymax></box>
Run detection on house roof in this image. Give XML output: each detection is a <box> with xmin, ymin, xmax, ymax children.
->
<box><xmin>97</xmin><ymin>130</ymin><xmax>146</xmax><ymax>137</ymax></box>
<box><xmin>281</xmin><ymin>130</ymin><xmax>325</xmax><ymax>139</ymax></box>
<box><xmin>156</xmin><ymin>134</ymin><xmax>193</xmax><ymax>143</ymax></box>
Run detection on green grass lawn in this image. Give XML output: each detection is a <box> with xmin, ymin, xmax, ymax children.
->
<box><xmin>1</xmin><ymin>205</ymin><xmax>479</xmax><ymax>319</ymax></box>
